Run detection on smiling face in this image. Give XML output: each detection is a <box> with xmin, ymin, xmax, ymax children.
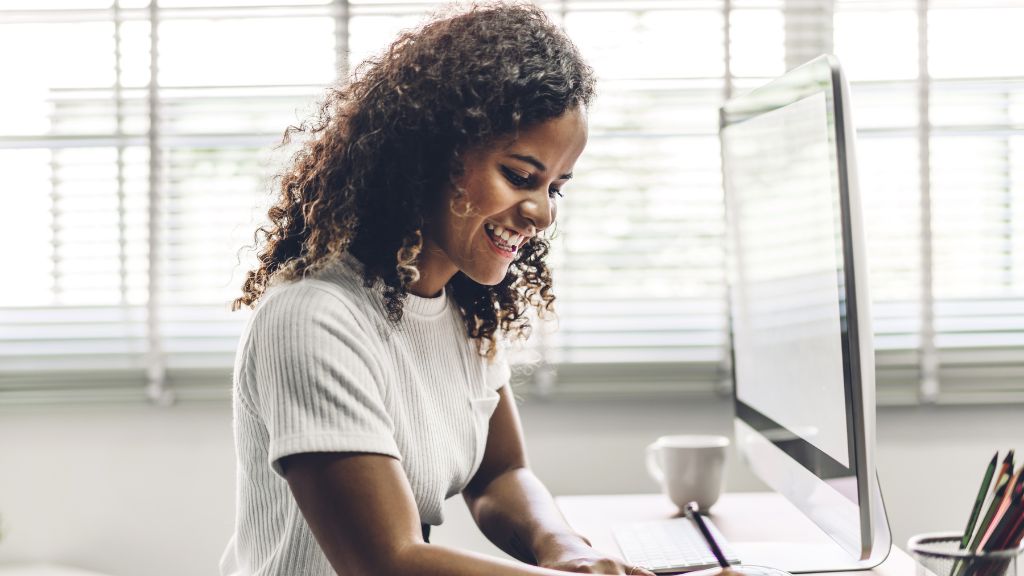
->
<box><xmin>412</xmin><ymin>107</ymin><xmax>589</xmax><ymax>297</ymax></box>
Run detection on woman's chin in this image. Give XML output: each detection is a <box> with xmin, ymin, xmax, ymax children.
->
<box><xmin>464</xmin><ymin>266</ymin><xmax>511</xmax><ymax>287</ymax></box>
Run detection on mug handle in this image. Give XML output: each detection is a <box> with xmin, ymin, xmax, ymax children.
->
<box><xmin>645</xmin><ymin>444</ymin><xmax>664</xmax><ymax>485</ymax></box>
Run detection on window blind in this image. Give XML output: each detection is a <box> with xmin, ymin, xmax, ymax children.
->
<box><xmin>2</xmin><ymin>0</ymin><xmax>1023</xmax><ymax>404</ymax></box>
<box><xmin>0</xmin><ymin>1</ymin><xmax>335</xmax><ymax>403</ymax></box>
<box><xmin>834</xmin><ymin>0</ymin><xmax>1024</xmax><ymax>403</ymax></box>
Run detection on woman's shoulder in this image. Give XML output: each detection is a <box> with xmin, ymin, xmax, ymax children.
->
<box><xmin>253</xmin><ymin>258</ymin><xmax>380</xmax><ymax>331</ymax></box>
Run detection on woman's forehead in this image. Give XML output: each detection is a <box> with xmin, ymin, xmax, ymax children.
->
<box><xmin>500</xmin><ymin>112</ymin><xmax>588</xmax><ymax>164</ymax></box>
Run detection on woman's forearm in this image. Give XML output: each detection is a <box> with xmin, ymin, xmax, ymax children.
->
<box><xmin>464</xmin><ymin>466</ymin><xmax>592</xmax><ymax>566</ymax></box>
<box><xmin>394</xmin><ymin>541</ymin><xmax>576</xmax><ymax>576</ymax></box>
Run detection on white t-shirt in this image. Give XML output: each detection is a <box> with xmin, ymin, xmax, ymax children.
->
<box><xmin>220</xmin><ymin>253</ymin><xmax>509</xmax><ymax>576</ymax></box>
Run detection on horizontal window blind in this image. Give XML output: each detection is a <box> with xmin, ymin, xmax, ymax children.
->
<box><xmin>1</xmin><ymin>1</ymin><xmax>331</xmax><ymax>403</ymax></box>
<box><xmin>540</xmin><ymin>0</ymin><xmax>790</xmax><ymax>395</ymax></box>
<box><xmin>2</xmin><ymin>0</ymin><xmax>1023</xmax><ymax>404</ymax></box>
<box><xmin>834</xmin><ymin>0</ymin><xmax>1024</xmax><ymax>403</ymax></box>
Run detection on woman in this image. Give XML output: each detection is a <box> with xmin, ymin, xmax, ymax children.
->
<box><xmin>222</xmin><ymin>3</ymin><xmax>656</xmax><ymax>575</ymax></box>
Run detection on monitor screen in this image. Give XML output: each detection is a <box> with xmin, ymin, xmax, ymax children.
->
<box><xmin>724</xmin><ymin>89</ymin><xmax>855</xmax><ymax>479</ymax></box>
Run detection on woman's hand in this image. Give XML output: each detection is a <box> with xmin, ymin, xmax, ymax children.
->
<box><xmin>535</xmin><ymin>536</ymin><xmax>657</xmax><ymax>575</ymax></box>
<box><xmin>542</xmin><ymin>554</ymin><xmax>656</xmax><ymax>575</ymax></box>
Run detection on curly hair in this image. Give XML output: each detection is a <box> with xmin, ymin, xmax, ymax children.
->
<box><xmin>233</xmin><ymin>1</ymin><xmax>595</xmax><ymax>359</ymax></box>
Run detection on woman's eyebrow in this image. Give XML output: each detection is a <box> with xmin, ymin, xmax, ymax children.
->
<box><xmin>507</xmin><ymin>153</ymin><xmax>573</xmax><ymax>180</ymax></box>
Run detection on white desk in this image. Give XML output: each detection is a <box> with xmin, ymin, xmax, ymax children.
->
<box><xmin>556</xmin><ymin>492</ymin><xmax>916</xmax><ymax>576</ymax></box>
<box><xmin>0</xmin><ymin>565</ymin><xmax>112</xmax><ymax>576</ymax></box>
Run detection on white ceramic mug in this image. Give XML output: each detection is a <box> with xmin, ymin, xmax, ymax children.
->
<box><xmin>645</xmin><ymin>434</ymin><xmax>729</xmax><ymax>512</ymax></box>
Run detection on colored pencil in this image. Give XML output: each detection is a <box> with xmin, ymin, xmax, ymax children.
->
<box><xmin>971</xmin><ymin>481</ymin><xmax>1024</xmax><ymax>576</ymax></box>
<box><xmin>1000</xmin><ymin>499</ymin><xmax>1024</xmax><ymax>550</ymax></box>
<box><xmin>961</xmin><ymin>453</ymin><xmax>1000</xmax><ymax>549</ymax></box>
<box><xmin>978</xmin><ymin>468</ymin><xmax>1023</xmax><ymax>550</ymax></box>
<box><xmin>967</xmin><ymin>453</ymin><xmax>1015</xmax><ymax>552</ymax></box>
<box><xmin>982</xmin><ymin>479</ymin><xmax>1024</xmax><ymax>552</ymax></box>
<box><xmin>954</xmin><ymin>453</ymin><xmax>1016</xmax><ymax>576</ymax></box>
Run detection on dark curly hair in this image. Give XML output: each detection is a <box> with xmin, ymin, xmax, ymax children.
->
<box><xmin>233</xmin><ymin>1</ymin><xmax>595</xmax><ymax>359</ymax></box>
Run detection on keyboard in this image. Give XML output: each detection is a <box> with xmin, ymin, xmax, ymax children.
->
<box><xmin>613</xmin><ymin>516</ymin><xmax>741</xmax><ymax>574</ymax></box>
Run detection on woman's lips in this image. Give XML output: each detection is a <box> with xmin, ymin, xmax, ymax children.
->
<box><xmin>484</xmin><ymin>227</ymin><xmax>516</xmax><ymax>259</ymax></box>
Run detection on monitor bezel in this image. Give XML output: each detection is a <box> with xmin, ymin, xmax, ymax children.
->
<box><xmin>720</xmin><ymin>54</ymin><xmax>883</xmax><ymax>565</ymax></box>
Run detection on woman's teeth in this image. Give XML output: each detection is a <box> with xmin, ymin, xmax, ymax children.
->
<box><xmin>485</xmin><ymin>223</ymin><xmax>523</xmax><ymax>251</ymax></box>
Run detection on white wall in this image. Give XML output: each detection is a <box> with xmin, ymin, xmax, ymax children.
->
<box><xmin>0</xmin><ymin>396</ymin><xmax>1019</xmax><ymax>575</ymax></box>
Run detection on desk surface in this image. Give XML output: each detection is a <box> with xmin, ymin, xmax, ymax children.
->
<box><xmin>0</xmin><ymin>565</ymin><xmax>112</xmax><ymax>576</ymax></box>
<box><xmin>556</xmin><ymin>492</ymin><xmax>915</xmax><ymax>576</ymax></box>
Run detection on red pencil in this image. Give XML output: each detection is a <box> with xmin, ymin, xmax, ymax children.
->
<box><xmin>992</xmin><ymin>475</ymin><xmax>1024</xmax><ymax>551</ymax></box>
<box><xmin>1003</xmin><ymin>507</ymin><xmax>1024</xmax><ymax>549</ymax></box>
<box><xmin>978</xmin><ymin>468</ymin><xmax>1024</xmax><ymax>550</ymax></box>
<box><xmin>999</xmin><ymin>506</ymin><xmax>1024</xmax><ymax>550</ymax></box>
<box><xmin>982</xmin><ymin>478</ymin><xmax>1024</xmax><ymax>551</ymax></box>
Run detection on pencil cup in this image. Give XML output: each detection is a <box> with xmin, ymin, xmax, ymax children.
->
<box><xmin>908</xmin><ymin>532</ymin><xmax>1023</xmax><ymax>576</ymax></box>
<box><xmin>645</xmin><ymin>435</ymin><xmax>729</xmax><ymax>512</ymax></box>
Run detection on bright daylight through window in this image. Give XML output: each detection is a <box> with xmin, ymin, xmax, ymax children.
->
<box><xmin>1</xmin><ymin>0</ymin><xmax>1023</xmax><ymax>404</ymax></box>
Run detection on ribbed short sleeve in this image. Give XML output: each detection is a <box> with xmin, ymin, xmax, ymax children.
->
<box><xmin>247</xmin><ymin>281</ymin><xmax>400</xmax><ymax>477</ymax></box>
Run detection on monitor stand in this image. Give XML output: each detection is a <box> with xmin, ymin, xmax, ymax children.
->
<box><xmin>710</xmin><ymin>491</ymin><xmax>891</xmax><ymax>574</ymax></box>
<box><xmin>737</xmin><ymin>541</ymin><xmax>871</xmax><ymax>574</ymax></box>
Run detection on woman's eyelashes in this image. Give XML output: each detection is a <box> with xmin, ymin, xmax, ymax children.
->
<box><xmin>500</xmin><ymin>165</ymin><xmax>565</xmax><ymax>199</ymax></box>
<box><xmin>500</xmin><ymin>165</ymin><xmax>530</xmax><ymax>187</ymax></box>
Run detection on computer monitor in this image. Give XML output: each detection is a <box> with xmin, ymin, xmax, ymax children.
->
<box><xmin>720</xmin><ymin>54</ymin><xmax>892</xmax><ymax>573</ymax></box>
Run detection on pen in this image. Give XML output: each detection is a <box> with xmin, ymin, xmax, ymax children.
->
<box><xmin>685</xmin><ymin>502</ymin><xmax>731</xmax><ymax>569</ymax></box>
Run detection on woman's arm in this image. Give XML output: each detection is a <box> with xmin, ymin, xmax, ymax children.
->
<box><xmin>282</xmin><ymin>450</ymin><xmax>595</xmax><ymax>576</ymax></box>
<box><xmin>461</xmin><ymin>386</ymin><xmax>654</xmax><ymax>575</ymax></box>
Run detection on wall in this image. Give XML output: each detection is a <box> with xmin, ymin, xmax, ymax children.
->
<box><xmin>0</xmin><ymin>396</ymin><xmax>1020</xmax><ymax>575</ymax></box>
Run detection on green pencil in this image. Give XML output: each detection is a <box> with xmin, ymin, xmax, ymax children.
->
<box><xmin>960</xmin><ymin>452</ymin><xmax>999</xmax><ymax>549</ymax></box>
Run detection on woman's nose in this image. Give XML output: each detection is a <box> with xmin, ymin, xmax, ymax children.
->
<box><xmin>519</xmin><ymin>191</ymin><xmax>555</xmax><ymax>234</ymax></box>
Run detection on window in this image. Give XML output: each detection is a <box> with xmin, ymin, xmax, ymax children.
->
<box><xmin>2</xmin><ymin>0</ymin><xmax>1022</xmax><ymax>404</ymax></box>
